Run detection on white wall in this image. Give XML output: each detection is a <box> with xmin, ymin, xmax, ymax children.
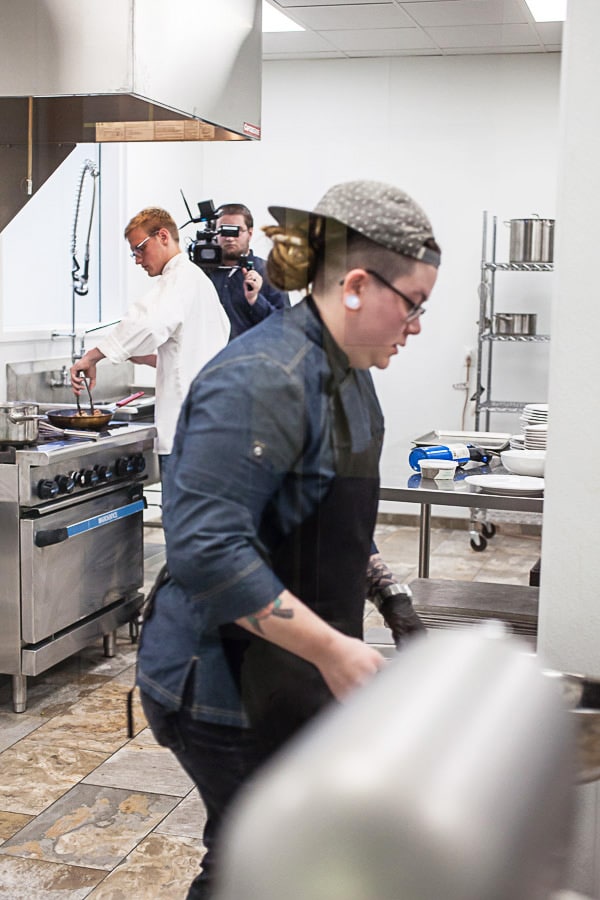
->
<box><xmin>255</xmin><ymin>55</ymin><xmax>560</xmax><ymax>488</ymax></box>
<box><xmin>121</xmin><ymin>52</ymin><xmax>562</xmax><ymax>498</ymax></box>
<box><xmin>1</xmin><ymin>52</ymin><xmax>561</xmax><ymax>496</ymax></box>
<box><xmin>0</xmin><ymin>142</ymin><xmax>126</xmax><ymax>381</ymax></box>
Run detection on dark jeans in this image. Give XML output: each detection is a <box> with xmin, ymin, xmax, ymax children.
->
<box><xmin>141</xmin><ymin>691</ymin><xmax>266</xmax><ymax>900</ymax></box>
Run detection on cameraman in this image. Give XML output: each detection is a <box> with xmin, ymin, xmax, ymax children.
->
<box><xmin>208</xmin><ymin>203</ymin><xmax>290</xmax><ymax>339</ymax></box>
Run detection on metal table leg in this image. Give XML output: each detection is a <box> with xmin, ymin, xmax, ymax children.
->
<box><xmin>103</xmin><ymin>631</ymin><xmax>116</xmax><ymax>658</ymax></box>
<box><xmin>129</xmin><ymin>616</ymin><xmax>140</xmax><ymax>644</ymax></box>
<box><xmin>12</xmin><ymin>674</ymin><xmax>27</xmax><ymax>713</ymax></box>
<box><xmin>418</xmin><ymin>502</ymin><xmax>431</xmax><ymax>578</ymax></box>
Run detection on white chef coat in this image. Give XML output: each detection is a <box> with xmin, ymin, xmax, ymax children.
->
<box><xmin>97</xmin><ymin>252</ymin><xmax>230</xmax><ymax>454</ymax></box>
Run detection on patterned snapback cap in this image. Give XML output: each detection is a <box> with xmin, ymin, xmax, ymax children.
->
<box><xmin>269</xmin><ymin>180</ymin><xmax>440</xmax><ymax>268</ymax></box>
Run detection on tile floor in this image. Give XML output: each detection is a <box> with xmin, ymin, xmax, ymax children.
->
<box><xmin>0</xmin><ymin>519</ymin><xmax>541</xmax><ymax>898</ymax></box>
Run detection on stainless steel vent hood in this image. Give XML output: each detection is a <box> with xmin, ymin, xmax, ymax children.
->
<box><xmin>0</xmin><ymin>0</ymin><xmax>262</xmax><ymax>230</ymax></box>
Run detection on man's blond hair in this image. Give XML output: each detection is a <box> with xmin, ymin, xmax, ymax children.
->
<box><xmin>125</xmin><ymin>207</ymin><xmax>179</xmax><ymax>243</ymax></box>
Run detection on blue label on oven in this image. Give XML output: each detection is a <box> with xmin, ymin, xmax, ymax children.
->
<box><xmin>66</xmin><ymin>499</ymin><xmax>145</xmax><ymax>538</ymax></box>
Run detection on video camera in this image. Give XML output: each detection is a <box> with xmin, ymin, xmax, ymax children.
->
<box><xmin>180</xmin><ymin>192</ymin><xmax>253</xmax><ymax>270</ymax></box>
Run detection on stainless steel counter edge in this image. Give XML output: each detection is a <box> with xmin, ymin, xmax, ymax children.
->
<box><xmin>380</xmin><ymin>478</ymin><xmax>543</xmax><ymax>513</ymax></box>
<box><xmin>15</xmin><ymin>423</ymin><xmax>158</xmax><ymax>465</ymax></box>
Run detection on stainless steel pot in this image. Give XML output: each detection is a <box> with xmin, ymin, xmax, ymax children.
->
<box><xmin>0</xmin><ymin>401</ymin><xmax>40</xmax><ymax>444</ymax></box>
<box><xmin>508</xmin><ymin>215</ymin><xmax>555</xmax><ymax>263</ymax></box>
<box><xmin>493</xmin><ymin>313</ymin><xmax>537</xmax><ymax>335</ymax></box>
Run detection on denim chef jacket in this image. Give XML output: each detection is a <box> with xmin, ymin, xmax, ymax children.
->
<box><xmin>136</xmin><ymin>297</ymin><xmax>384</xmax><ymax>727</ymax></box>
<box><xmin>207</xmin><ymin>251</ymin><xmax>290</xmax><ymax>340</ymax></box>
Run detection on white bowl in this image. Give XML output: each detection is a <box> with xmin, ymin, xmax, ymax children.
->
<box><xmin>418</xmin><ymin>459</ymin><xmax>458</xmax><ymax>480</ymax></box>
<box><xmin>500</xmin><ymin>449</ymin><xmax>546</xmax><ymax>477</ymax></box>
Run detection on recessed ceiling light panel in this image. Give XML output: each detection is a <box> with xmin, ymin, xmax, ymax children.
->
<box><xmin>263</xmin><ymin>0</ymin><xmax>304</xmax><ymax>33</ymax></box>
<box><xmin>524</xmin><ymin>0</ymin><xmax>567</xmax><ymax>22</ymax></box>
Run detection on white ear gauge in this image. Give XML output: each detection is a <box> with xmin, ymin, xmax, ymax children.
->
<box><xmin>344</xmin><ymin>294</ymin><xmax>361</xmax><ymax>310</ymax></box>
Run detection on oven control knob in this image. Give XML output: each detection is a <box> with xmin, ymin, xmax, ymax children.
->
<box><xmin>38</xmin><ymin>479</ymin><xmax>59</xmax><ymax>500</ymax></box>
<box><xmin>81</xmin><ymin>468</ymin><xmax>99</xmax><ymax>487</ymax></box>
<box><xmin>55</xmin><ymin>473</ymin><xmax>75</xmax><ymax>494</ymax></box>
<box><xmin>115</xmin><ymin>455</ymin><xmax>134</xmax><ymax>477</ymax></box>
<box><xmin>95</xmin><ymin>465</ymin><xmax>113</xmax><ymax>482</ymax></box>
<box><xmin>131</xmin><ymin>453</ymin><xmax>146</xmax><ymax>473</ymax></box>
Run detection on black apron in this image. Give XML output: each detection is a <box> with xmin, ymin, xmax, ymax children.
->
<box><xmin>237</xmin><ymin>376</ymin><xmax>382</xmax><ymax>756</ymax></box>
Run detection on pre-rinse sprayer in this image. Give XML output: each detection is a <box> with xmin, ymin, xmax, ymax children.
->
<box><xmin>52</xmin><ymin>159</ymin><xmax>100</xmax><ymax>363</ymax></box>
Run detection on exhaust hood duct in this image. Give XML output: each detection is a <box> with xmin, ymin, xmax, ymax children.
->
<box><xmin>0</xmin><ymin>0</ymin><xmax>262</xmax><ymax>231</ymax></box>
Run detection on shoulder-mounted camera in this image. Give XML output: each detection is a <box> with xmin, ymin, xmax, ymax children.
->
<box><xmin>180</xmin><ymin>192</ymin><xmax>253</xmax><ymax>270</ymax></box>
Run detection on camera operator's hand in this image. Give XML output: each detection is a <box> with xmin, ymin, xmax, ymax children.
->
<box><xmin>242</xmin><ymin>268</ymin><xmax>263</xmax><ymax>306</ymax></box>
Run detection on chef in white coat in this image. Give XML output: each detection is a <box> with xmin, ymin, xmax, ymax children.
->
<box><xmin>71</xmin><ymin>207</ymin><xmax>230</xmax><ymax>475</ymax></box>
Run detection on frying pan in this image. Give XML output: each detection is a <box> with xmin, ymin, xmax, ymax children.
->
<box><xmin>46</xmin><ymin>391</ymin><xmax>145</xmax><ymax>431</ymax></box>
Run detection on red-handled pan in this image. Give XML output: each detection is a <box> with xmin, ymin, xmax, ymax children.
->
<box><xmin>46</xmin><ymin>391</ymin><xmax>145</xmax><ymax>431</ymax></box>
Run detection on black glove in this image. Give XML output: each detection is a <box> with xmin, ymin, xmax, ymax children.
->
<box><xmin>374</xmin><ymin>584</ymin><xmax>426</xmax><ymax>650</ymax></box>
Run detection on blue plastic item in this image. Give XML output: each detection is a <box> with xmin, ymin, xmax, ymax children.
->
<box><xmin>409</xmin><ymin>444</ymin><xmax>471</xmax><ymax>471</ymax></box>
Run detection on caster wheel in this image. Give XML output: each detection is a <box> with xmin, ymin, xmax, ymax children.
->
<box><xmin>482</xmin><ymin>522</ymin><xmax>496</xmax><ymax>539</ymax></box>
<box><xmin>470</xmin><ymin>535</ymin><xmax>487</xmax><ymax>552</ymax></box>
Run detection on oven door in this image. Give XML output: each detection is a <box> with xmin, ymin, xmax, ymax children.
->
<box><xmin>20</xmin><ymin>486</ymin><xmax>145</xmax><ymax>644</ymax></box>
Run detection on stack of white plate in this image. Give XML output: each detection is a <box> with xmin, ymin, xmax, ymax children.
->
<box><xmin>520</xmin><ymin>402</ymin><xmax>549</xmax><ymax>429</ymax></box>
<box><xmin>510</xmin><ymin>434</ymin><xmax>526</xmax><ymax>449</ymax></box>
<box><xmin>519</xmin><ymin>403</ymin><xmax>549</xmax><ymax>450</ymax></box>
<box><xmin>524</xmin><ymin>424</ymin><xmax>548</xmax><ymax>450</ymax></box>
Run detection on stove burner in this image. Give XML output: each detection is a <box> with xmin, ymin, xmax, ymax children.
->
<box><xmin>0</xmin><ymin>421</ymin><xmax>134</xmax><ymax>456</ymax></box>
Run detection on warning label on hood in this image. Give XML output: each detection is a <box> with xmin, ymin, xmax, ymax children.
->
<box><xmin>243</xmin><ymin>122</ymin><xmax>261</xmax><ymax>139</ymax></box>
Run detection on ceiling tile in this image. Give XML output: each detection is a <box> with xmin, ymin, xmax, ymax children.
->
<box><xmin>324</xmin><ymin>26</ymin><xmax>437</xmax><ymax>51</ymax></box>
<box><xmin>264</xmin><ymin>0</ymin><xmax>561</xmax><ymax>59</ymax></box>
<box><xmin>441</xmin><ymin>44</ymin><xmax>544</xmax><ymax>55</ymax></box>
<box><xmin>274</xmin><ymin>0</ymin><xmax>389</xmax><ymax>5</ymax></box>
<box><xmin>290</xmin><ymin>3</ymin><xmax>413</xmax><ymax>30</ymax></box>
<box><xmin>534</xmin><ymin>21</ymin><xmax>563</xmax><ymax>45</ymax></box>
<box><xmin>263</xmin><ymin>30</ymin><xmax>341</xmax><ymax>53</ymax></box>
<box><xmin>399</xmin><ymin>0</ymin><xmax>527</xmax><ymax>27</ymax></box>
<box><xmin>344</xmin><ymin>47</ymin><xmax>442</xmax><ymax>57</ymax></box>
<box><xmin>425</xmin><ymin>22</ymin><xmax>541</xmax><ymax>49</ymax></box>
<box><xmin>264</xmin><ymin>49</ymin><xmax>346</xmax><ymax>58</ymax></box>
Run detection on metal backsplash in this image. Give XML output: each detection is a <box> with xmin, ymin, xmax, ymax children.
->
<box><xmin>6</xmin><ymin>358</ymin><xmax>141</xmax><ymax>405</ymax></box>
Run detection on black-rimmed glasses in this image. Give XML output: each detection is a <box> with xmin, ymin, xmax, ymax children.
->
<box><xmin>364</xmin><ymin>269</ymin><xmax>426</xmax><ymax>322</ymax></box>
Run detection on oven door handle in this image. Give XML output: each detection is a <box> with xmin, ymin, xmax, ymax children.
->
<box><xmin>34</xmin><ymin>498</ymin><xmax>147</xmax><ymax>547</ymax></box>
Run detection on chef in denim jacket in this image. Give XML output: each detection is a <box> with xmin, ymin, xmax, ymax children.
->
<box><xmin>137</xmin><ymin>180</ymin><xmax>441</xmax><ymax>900</ymax></box>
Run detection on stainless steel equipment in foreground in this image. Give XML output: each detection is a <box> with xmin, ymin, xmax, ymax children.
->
<box><xmin>544</xmin><ymin>669</ymin><xmax>600</xmax><ymax>785</ymax></box>
<box><xmin>0</xmin><ymin>422</ymin><xmax>158</xmax><ymax>711</ymax></box>
<box><xmin>215</xmin><ymin>625</ymin><xmax>576</xmax><ymax>900</ymax></box>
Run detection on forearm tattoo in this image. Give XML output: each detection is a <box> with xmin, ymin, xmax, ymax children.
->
<box><xmin>366</xmin><ymin>553</ymin><xmax>396</xmax><ymax>602</ymax></box>
<box><xmin>247</xmin><ymin>595</ymin><xmax>294</xmax><ymax>634</ymax></box>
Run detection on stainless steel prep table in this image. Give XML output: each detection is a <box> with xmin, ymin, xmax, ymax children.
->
<box><xmin>374</xmin><ymin>465</ymin><xmax>544</xmax><ymax>645</ymax></box>
<box><xmin>380</xmin><ymin>464</ymin><xmax>543</xmax><ymax>578</ymax></box>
